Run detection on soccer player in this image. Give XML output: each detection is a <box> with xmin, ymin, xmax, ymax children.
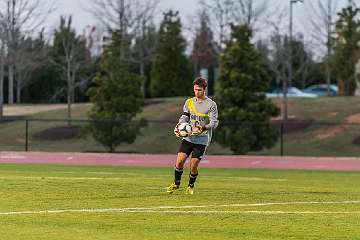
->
<box><xmin>167</xmin><ymin>77</ymin><xmax>219</xmax><ymax>195</ymax></box>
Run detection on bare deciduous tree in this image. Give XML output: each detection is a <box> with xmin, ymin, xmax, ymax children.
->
<box><xmin>0</xmin><ymin>31</ymin><xmax>4</xmax><ymax>119</ymax></box>
<box><xmin>87</xmin><ymin>0</ymin><xmax>159</xmax><ymax>97</ymax></box>
<box><xmin>84</xmin><ymin>25</ymin><xmax>105</xmax><ymax>57</ymax></box>
<box><xmin>87</xmin><ymin>0</ymin><xmax>159</xmax><ymax>59</ymax></box>
<box><xmin>87</xmin><ymin>0</ymin><xmax>159</xmax><ymax>70</ymax></box>
<box><xmin>267</xmin><ymin>9</ymin><xmax>313</xmax><ymax>121</ymax></box>
<box><xmin>233</xmin><ymin>0</ymin><xmax>268</xmax><ymax>29</ymax></box>
<box><xmin>199</xmin><ymin>0</ymin><xmax>269</xmax><ymax>48</ymax></box>
<box><xmin>14</xmin><ymin>32</ymin><xmax>48</xmax><ymax>103</ymax></box>
<box><xmin>0</xmin><ymin>11</ymin><xmax>8</xmax><ymax>118</ymax></box>
<box><xmin>88</xmin><ymin>0</ymin><xmax>158</xmax><ymax>32</ymax></box>
<box><xmin>306</xmin><ymin>0</ymin><xmax>339</xmax><ymax>95</ymax></box>
<box><xmin>131</xmin><ymin>0</ymin><xmax>159</xmax><ymax>81</ymax></box>
<box><xmin>50</xmin><ymin>16</ymin><xmax>90</xmax><ymax>125</ymax></box>
<box><xmin>199</xmin><ymin>0</ymin><xmax>235</xmax><ymax>48</ymax></box>
<box><xmin>0</xmin><ymin>0</ymin><xmax>54</xmax><ymax>104</ymax></box>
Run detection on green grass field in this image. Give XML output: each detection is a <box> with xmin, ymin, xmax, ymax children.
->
<box><xmin>1</xmin><ymin>164</ymin><xmax>360</xmax><ymax>239</ymax></box>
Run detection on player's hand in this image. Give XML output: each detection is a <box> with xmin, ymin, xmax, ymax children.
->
<box><xmin>173</xmin><ymin>123</ymin><xmax>181</xmax><ymax>138</ymax></box>
<box><xmin>190</xmin><ymin>125</ymin><xmax>207</xmax><ymax>136</ymax></box>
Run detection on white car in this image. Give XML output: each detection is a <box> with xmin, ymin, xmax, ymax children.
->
<box><xmin>266</xmin><ymin>87</ymin><xmax>318</xmax><ymax>98</ymax></box>
<box><xmin>303</xmin><ymin>84</ymin><xmax>338</xmax><ymax>96</ymax></box>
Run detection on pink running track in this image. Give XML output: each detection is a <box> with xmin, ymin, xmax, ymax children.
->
<box><xmin>1</xmin><ymin>152</ymin><xmax>360</xmax><ymax>171</ymax></box>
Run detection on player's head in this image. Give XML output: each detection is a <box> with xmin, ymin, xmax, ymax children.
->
<box><xmin>193</xmin><ymin>77</ymin><xmax>207</xmax><ymax>99</ymax></box>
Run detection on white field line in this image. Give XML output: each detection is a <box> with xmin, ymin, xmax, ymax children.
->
<box><xmin>0</xmin><ymin>176</ymin><xmax>164</xmax><ymax>181</ymax></box>
<box><xmin>2</xmin><ymin>210</ymin><xmax>360</xmax><ymax>215</ymax></box>
<box><xmin>0</xmin><ymin>175</ymin><xmax>286</xmax><ymax>182</ymax></box>
<box><xmin>117</xmin><ymin>210</ymin><xmax>360</xmax><ymax>214</ymax></box>
<box><xmin>202</xmin><ymin>176</ymin><xmax>287</xmax><ymax>181</ymax></box>
<box><xmin>0</xmin><ymin>176</ymin><xmax>121</xmax><ymax>181</ymax></box>
<box><xmin>1</xmin><ymin>201</ymin><xmax>360</xmax><ymax>216</ymax></box>
<box><xmin>83</xmin><ymin>171</ymin><xmax>286</xmax><ymax>182</ymax></box>
<box><xmin>0</xmin><ymin>170</ymin><xmax>286</xmax><ymax>181</ymax></box>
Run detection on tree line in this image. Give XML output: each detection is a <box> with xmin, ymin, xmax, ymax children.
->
<box><xmin>1</xmin><ymin>1</ymin><xmax>359</xmax><ymax>104</ymax></box>
<box><xmin>1</xmin><ymin>0</ymin><xmax>360</xmax><ymax>153</ymax></box>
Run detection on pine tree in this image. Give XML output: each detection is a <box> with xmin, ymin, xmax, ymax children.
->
<box><xmin>215</xmin><ymin>25</ymin><xmax>279</xmax><ymax>154</ymax></box>
<box><xmin>87</xmin><ymin>30</ymin><xmax>145</xmax><ymax>153</ymax></box>
<box><xmin>150</xmin><ymin>10</ymin><xmax>193</xmax><ymax>97</ymax></box>
<box><xmin>332</xmin><ymin>4</ymin><xmax>360</xmax><ymax>96</ymax></box>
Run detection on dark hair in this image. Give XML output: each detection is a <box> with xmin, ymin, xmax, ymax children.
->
<box><xmin>193</xmin><ymin>77</ymin><xmax>208</xmax><ymax>89</ymax></box>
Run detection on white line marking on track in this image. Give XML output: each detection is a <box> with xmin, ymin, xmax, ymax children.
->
<box><xmin>251</xmin><ymin>161</ymin><xmax>262</xmax><ymax>165</ymax></box>
<box><xmin>1</xmin><ymin>200</ymin><xmax>360</xmax><ymax>216</ymax></box>
<box><xmin>0</xmin><ymin>155</ymin><xmax>25</xmax><ymax>159</ymax></box>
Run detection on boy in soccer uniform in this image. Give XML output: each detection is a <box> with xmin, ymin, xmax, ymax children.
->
<box><xmin>167</xmin><ymin>77</ymin><xmax>219</xmax><ymax>195</ymax></box>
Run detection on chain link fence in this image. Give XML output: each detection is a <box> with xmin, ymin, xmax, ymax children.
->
<box><xmin>1</xmin><ymin>118</ymin><xmax>360</xmax><ymax>157</ymax></box>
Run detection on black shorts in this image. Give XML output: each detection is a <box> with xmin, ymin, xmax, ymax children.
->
<box><xmin>178</xmin><ymin>139</ymin><xmax>207</xmax><ymax>160</ymax></box>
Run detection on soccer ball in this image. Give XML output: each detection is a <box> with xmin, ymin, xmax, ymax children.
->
<box><xmin>178</xmin><ymin>123</ymin><xmax>192</xmax><ymax>137</ymax></box>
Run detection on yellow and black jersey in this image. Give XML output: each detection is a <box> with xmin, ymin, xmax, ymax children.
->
<box><xmin>179</xmin><ymin>97</ymin><xmax>219</xmax><ymax>146</ymax></box>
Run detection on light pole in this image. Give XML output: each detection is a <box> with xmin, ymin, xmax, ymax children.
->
<box><xmin>283</xmin><ymin>0</ymin><xmax>303</xmax><ymax>121</ymax></box>
<box><xmin>290</xmin><ymin>0</ymin><xmax>303</xmax><ymax>87</ymax></box>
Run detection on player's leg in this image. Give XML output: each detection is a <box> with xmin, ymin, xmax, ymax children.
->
<box><xmin>167</xmin><ymin>140</ymin><xmax>193</xmax><ymax>194</ymax></box>
<box><xmin>174</xmin><ymin>152</ymin><xmax>188</xmax><ymax>185</ymax></box>
<box><xmin>186</xmin><ymin>144</ymin><xmax>206</xmax><ymax>195</ymax></box>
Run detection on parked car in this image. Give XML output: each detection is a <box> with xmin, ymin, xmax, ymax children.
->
<box><xmin>265</xmin><ymin>87</ymin><xmax>318</xmax><ymax>98</ymax></box>
<box><xmin>303</xmin><ymin>84</ymin><xmax>338</xmax><ymax>96</ymax></box>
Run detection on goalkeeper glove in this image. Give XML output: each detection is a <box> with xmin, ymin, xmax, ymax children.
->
<box><xmin>191</xmin><ymin>125</ymin><xmax>207</xmax><ymax>136</ymax></box>
<box><xmin>173</xmin><ymin>123</ymin><xmax>181</xmax><ymax>138</ymax></box>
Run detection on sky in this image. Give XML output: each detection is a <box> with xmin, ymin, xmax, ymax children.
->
<box><xmin>47</xmin><ymin>0</ymin><xmax>200</xmax><ymax>34</ymax></box>
<box><xmin>46</xmin><ymin>0</ymin><xmax>351</xmax><ymax>47</ymax></box>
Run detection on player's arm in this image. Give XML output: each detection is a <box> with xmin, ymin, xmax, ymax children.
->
<box><xmin>178</xmin><ymin>99</ymin><xmax>190</xmax><ymax>124</ymax></box>
<box><xmin>204</xmin><ymin>101</ymin><xmax>219</xmax><ymax>131</ymax></box>
<box><xmin>174</xmin><ymin>99</ymin><xmax>190</xmax><ymax>137</ymax></box>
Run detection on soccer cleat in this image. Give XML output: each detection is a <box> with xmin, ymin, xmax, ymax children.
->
<box><xmin>167</xmin><ymin>183</ymin><xmax>180</xmax><ymax>194</ymax></box>
<box><xmin>185</xmin><ymin>186</ymin><xmax>194</xmax><ymax>195</ymax></box>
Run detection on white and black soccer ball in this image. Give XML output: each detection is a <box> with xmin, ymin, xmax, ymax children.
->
<box><xmin>178</xmin><ymin>123</ymin><xmax>192</xmax><ymax>137</ymax></box>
